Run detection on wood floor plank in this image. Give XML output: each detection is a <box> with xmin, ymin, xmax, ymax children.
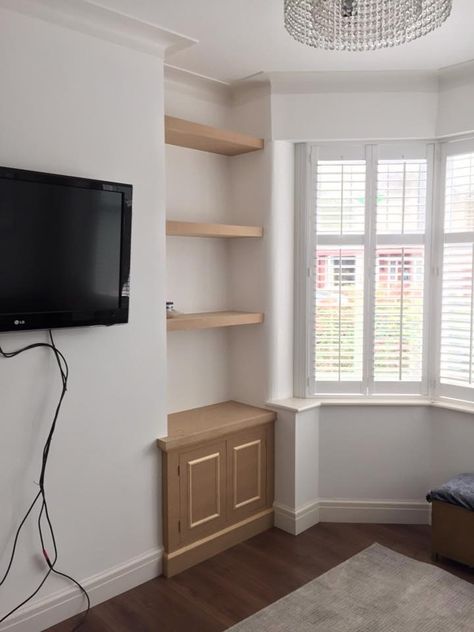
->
<box><xmin>45</xmin><ymin>523</ymin><xmax>474</xmax><ymax>632</ymax></box>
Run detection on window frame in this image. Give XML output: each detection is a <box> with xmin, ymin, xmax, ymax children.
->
<box><xmin>295</xmin><ymin>141</ymin><xmax>435</xmax><ymax>399</ymax></box>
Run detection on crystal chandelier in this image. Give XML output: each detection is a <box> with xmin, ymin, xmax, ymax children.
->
<box><xmin>284</xmin><ymin>0</ymin><xmax>452</xmax><ymax>51</ymax></box>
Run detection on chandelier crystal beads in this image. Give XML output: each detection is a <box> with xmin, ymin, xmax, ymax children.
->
<box><xmin>284</xmin><ymin>0</ymin><xmax>452</xmax><ymax>51</ymax></box>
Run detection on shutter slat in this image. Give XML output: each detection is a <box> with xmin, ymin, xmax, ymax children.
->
<box><xmin>376</xmin><ymin>160</ymin><xmax>427</xmax><ymax>236</ymax></box>
<box><xmin>373</xmin><ymin>159</ymin><xmax>426</xmax><ymax>383</ymax></box>
<box><xmin>441</xmin><ymin>152</ymin><xmax>474</xmax><ymax>388</ymax></box>
<box><xmin>440</xmin><ymin>239</ymin><xmax>474</xmax><ymax>387</ymax></box>
<box><xmin>314</xmin><ymin>246</ymin><xmax>364</xmax><ymax>382</ymax></box>
<box><xmin>314</xmin><ymin>159</ymin><xmax>366</xmax><ymax>383</ymax></box>
<box><xmin>373</xmin><ymin>247</ymin><xmax>424</xmax><ymax>382</ymax></box>
<box><xmin>315</xmin><ymin>160</ymin><xmax>366</xmax><ymax>236</ymax></box>
<box><xmin>445</xmin><ymin>153</ymin><xmax>474</xmax><ymax>234</ymax></box>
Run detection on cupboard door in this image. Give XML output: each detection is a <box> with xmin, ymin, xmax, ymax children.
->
<box><xmin>178</xmin><ymin>441</ymin><xmax>227</xmax><ymax>545</ymax></box>
<box><xmin>227</xmin><ymin>427</ymin><xmax>268</xmax><ymax>524</ymax></box>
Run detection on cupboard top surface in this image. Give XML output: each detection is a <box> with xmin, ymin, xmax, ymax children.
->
<box><xmin>158</xmin><ymin>400</ymin><xmax>275</xmax><ymax>452</ymax></box>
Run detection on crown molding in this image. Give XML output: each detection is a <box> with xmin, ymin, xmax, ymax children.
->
<box><xmin>439</xmin><ymin>59</ymin><xmax>474</xmax><ymax>90</ymax></box>
<box><xmin>163</xmin><ymin>65</ymin><xmax>270</xmax><ymax>108</ymax></box>
<box><xmin>0</xmin><ymin>0</ymin><xmax>197</xmax><ymax>59</ymax></box>
<box><xmin>164</xmin><ymin>65</ymin><xmax>441</xmax><ymax>105</ymax></box>
<box><xmin>262</xmin><ymin>70</ymin><xmax>439</xmax><ymax>94</ymax></box>
<box><xmin>230</xmin><ymin>72</ymin><xmax>271</xmax><ymax>105</ymax></box>
<box><xmin>162</xmin><ymin>55</ymin><xmax>474</xmax><ymax>101</ymax></box>
<box><xmin>164</xmin><ymin>65</ymin><xmax>232</xmax><ymax>105</ymax></box>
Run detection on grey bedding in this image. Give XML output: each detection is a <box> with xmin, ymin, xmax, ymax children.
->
<box><xmin>427</xmin><ymin>473</ymin><xmax>474</xmax><ymax>511</ymax></box>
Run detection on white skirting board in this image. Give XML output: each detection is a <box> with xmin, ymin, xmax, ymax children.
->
<box><xmin>274</xmin><ymin>499</ymin><xmax>431</xmax><ymax>535</ymax></box>
<box><xmin>0</xmin><ymin>547</ymin><xmax>163</xmax><ymax>632</ymax></box>
<box><xmin>318</xmin><ymin>499</ymin><xmax>431</xmax><ymax>525</ymax></box>
<box><xmin>273</xmin><ymin>501</ymin><xmax>321</xmax><ymax>535</ymax></box>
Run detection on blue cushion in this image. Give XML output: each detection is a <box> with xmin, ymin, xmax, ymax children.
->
<box><xmin>427</xmin><ymin>473</ymin><xmax>474</xmax><ymax>511</ymax></box>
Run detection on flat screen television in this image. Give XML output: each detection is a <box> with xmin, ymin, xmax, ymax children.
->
<box><xmin>0</xmin><ymin>166</ymin><xmax>132</xmax><ymax>333</ymax></box>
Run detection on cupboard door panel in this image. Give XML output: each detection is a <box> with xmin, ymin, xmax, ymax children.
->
<box><xmin>227</xmin><ymin>427</ymin><xmax>267</xmax><ymax>523</ymax></box>
<box><xmin>179</xmin><ymin>441</ymin><xmax>227</xmax><ymax>545</ymax></box>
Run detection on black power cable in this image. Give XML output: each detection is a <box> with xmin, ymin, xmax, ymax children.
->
<box><xmin>0</xmin><ymin>330</ymin><xmax>91</xmax><ymax>630</ymax></box>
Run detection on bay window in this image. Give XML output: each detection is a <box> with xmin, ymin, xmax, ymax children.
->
<box><xmin>297</xmin><ymin>138</ymin><xmax>474</xmax><ymax>404</ymax></box>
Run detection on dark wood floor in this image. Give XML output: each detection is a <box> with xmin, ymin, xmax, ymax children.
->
<box><xmin>46</xmin><ymin>523</ymin><xmax>474</xmax><ymax>632</ymax></box>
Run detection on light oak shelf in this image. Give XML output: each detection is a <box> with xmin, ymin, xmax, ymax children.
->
<box><xmin>166</xmin><ymin>220</ymin><xmax>263</xmax><ymax>239</ymax></box>
<box><xmin>158</xmin><ymin>400</ymin><xmax>276</xmax><ymax>452</ymax></box>
<box><xmin>167</xmin><ymin>311</ymin><xmax>264</xmax><ymax>332</ymax></box>
<box><xmin>165</xmin><ymin>116</ymin><xmax>264</xmax><ymax>156</ymax></box>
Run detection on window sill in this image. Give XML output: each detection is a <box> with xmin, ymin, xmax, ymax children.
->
<box><xmin>266</xmin><ymin>396</ymin><xmax>474</xmax><ymax>415</ymax></box>
<box><xmin>432</xmin><ymin>399</ymin><xmax>474</xmax><ymax>415</ymax></box>
<box><xmin>266</xmin><ymin>398</ymin><xmax>323</xmax><ymax>413</ymax></box>
<box><xmin>266</xmin><ymin>396</ymin><xmax>430</xmax><ymax>413</ymax></box>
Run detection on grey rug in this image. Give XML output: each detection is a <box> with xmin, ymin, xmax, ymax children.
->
<box><xmin>227</xmin><ymin>544</ymin><xmax>474</xmax><ymax>631</ymax></box>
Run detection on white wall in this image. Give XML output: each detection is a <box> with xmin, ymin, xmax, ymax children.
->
<box><xmin>267</xmin><ymin>141</ymin><xmax>294</xmax><ymax>402</ymax></box>
<box><xmin>166</xmin><ymin>144</ymin><xmax>233</xmax><ymax>412</ymax></box>
<box><xmin>267</xmin><ymin>65</ymin><xmax>474</xmax><ymax>143</ymax></box>
<box><xmin>227</xmin><ymin>147</ymin><xmax>271</xmax><ymax>406</ymax></box>
<box><xmin>226</xmin><ymin>90</ymin><xmax>273</xmax><ymax>407</ymax></box>
<box><xmin>165</xmin><ymin>66</ymin><xmax>232</xmax><ymax>129</ymax></box>
<box><xmin>0</xmin><ymin>8</ymin><xmax>166</xmax><ymax>628</ymax></box>
<box><xmin>319</xmin><ymin>406</ymin><xmax>432</xmax><ymax>501</ymax></box>
<box><xmin>318</xmin><ymin>403</ymin><xmax>474</xmax><ymax>506</ymax></box>
<box><xmin>431</xmin><ymin>407</ymin><xmax>474</xmax><ymax>487</ymax></box>
<box><xmin>165</xmin><ymin>76</ymin><xmax>237</xmax><ymax>413</ymax></box>
<box><xmin>269</xmin><ymin>72</ymin><xmax>439</xmax><ymax>141</ymax></box>
<box><xmin>437</xmin><ymin>61</ymin><xmax>474</xmax><ymax>137</ymax></box>
<box><xmin>274</xmin><ymin>407</ymin><xmax>320</xmax><ymax>535</ymax></box>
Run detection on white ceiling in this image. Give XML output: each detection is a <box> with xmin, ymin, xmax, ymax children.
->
<box><xmin>97</xmin><ymin>0</ymin><xmax>474</xmax><ymax>83</ymax></box>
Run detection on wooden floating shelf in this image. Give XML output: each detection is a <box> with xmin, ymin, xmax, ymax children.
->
<box><xmin>165</xmin><ymin>116</ymin><xmax>264</xmax><ymax>156</ymax></box>
<box><xmin>167</xmin><ymin>311</ymin><xmax>264</xmax><ymax>332</ymax></box>
<box><xmin>166</xmin><ymin>220</ymin><xmax>263</xmax><ymax>239</ymax></box>
<box><xmin>158</xmin><ymin>401</ymin><xmax>276</xmax><ymax>452</ymax></box>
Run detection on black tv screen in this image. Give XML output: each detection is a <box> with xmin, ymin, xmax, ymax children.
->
<box><xmin>0</xmin><ymin>166</ymin><xmax>132</xmax><ymax>333</ymax></box>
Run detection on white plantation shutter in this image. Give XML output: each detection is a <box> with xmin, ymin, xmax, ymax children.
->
<box><xmin>373</xmin><ymin>247</ymin><xmax>424</xmax><ymax>383</ymax></box>
<box><xmin>440</xmin><ymin>244</ymin><xmax>474</xmax><ymax>387</ymax></box>
<box><xmin>312</xmin><ymin>149</ymin><xmax>367</xmax><ymax>393</ymax></box>
<box><xmin>444</xmin><ymin>154</ymin><xmax>474</xmax><ymax>233</ymax></box>
<box><xmin>306</xmin><ymin>143</ymin><xmax>431</xmax><ymax>397</ymax></box>
<box><xmin>439</xmin><ymin>148</ymin><xmax>474</xmax><ymax>400</ymax></box>
<box><xmin>376</xmin><ymin>160</ymin><xmax>427</xmax><ymax>235</ymax></box>
<box><xmin>314</xmin><ymin>247</ymin><xmax>364</xmax><ymax>382</ymax></box>
<box><xmin>316</xmin><ymin>161</ymin><xmax>366</xmax><ymax>235</ymax></box>
<box><xmin>373</xmin><ymin>156</ymin><xmax>427</xmax><ymax>392</ymax></box>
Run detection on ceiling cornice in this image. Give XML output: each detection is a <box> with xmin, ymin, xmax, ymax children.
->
<box><xmin>165</xmin><ymin>65</ymin><xmax>231</xmax><ymax>87</ymax></box>
<box><xmin>230</xmin><ymin>73</ymin><xmax>271</xmax><ymax>105</ymax></box>
<box><xmin>164</xmin><ymin>58</ymin><xmax>474</xmax><ymax>100</ymax></box>
<box><xmin>164</xmin><ymin>64</ymin><xmax>232</xmax><ymax>104</ymax></box>
<box><xmin>0</xmin><ymin>0</ymin><xmax>197</xmax><ymax>59</ymax></box>
<box><xmin>261</xmin><ymin>70</ymin><xmax>439</xmax><ymax>94</ymax></box>
<box><xmin>439</xmin><ymin>59</ymin><xmax>474</xmax><ymax>89</ymax></box>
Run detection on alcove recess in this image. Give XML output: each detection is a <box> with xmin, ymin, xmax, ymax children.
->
<box><xmin>165</xmin><ymin>115</ymin><xmax>265</xmax><ymax>334</ymax></box>
<box><xmin>160</xmin><ymin>116</ymin><xmax>273</xmax><ymax>575</ymax></box>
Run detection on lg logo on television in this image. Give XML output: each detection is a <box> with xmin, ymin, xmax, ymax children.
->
<box><xmin>14</xmin><ymin>320</ymin><xmax>25</xmax><ymax>326</ymax></box>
